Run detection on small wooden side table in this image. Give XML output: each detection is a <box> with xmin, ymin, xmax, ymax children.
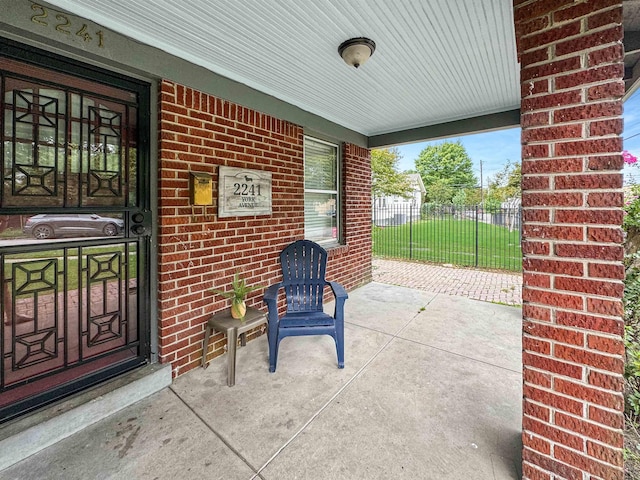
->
<box><xmin>201</xmin><ymin>307</ymin><xmax>268</xmax><ymax>386</ymax></box>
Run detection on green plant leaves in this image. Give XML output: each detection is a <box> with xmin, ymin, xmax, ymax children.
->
<box><xmin>210</xmin><ymin>272</ymin><xmax>263</xmax><ymax>302</ymax></box>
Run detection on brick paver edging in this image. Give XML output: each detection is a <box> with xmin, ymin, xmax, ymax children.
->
<box><xmin>372</xmin><ymin>259</ymin><xmax>523</xmax><ymax>306</ymax></box>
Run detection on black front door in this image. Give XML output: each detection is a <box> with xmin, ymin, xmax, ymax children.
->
<box><xmin>0</xmin><ymin>40</ymin><xmax>151</xmax><ymax>422</ymax></box>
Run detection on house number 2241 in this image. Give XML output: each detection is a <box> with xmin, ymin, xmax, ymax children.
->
<box><xmin>233</xmin><ymin>183</ymin><xmax>262</xmax><ymax>196</ymax></box>
<box><xmin>30</xmin><ymin>3</ymin><xmax>104</xmax><ymax>48</ymax></box>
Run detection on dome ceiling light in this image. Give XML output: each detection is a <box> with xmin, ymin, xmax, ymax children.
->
<box><xmin>338</xmin><ymin>37</ymin><xmax>376</xmax><ymax>68</ymax></box>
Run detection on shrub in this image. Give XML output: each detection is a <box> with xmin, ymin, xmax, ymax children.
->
<box><xmin>421</xmin><ymin>202</ymin><xmax>440</xmax><ymax>218</ymax></box>
<box><xmin>625</xmin><ymin>252</ymin><xmax>640</xmax><ymax>419</ymax></box>
<box><xmin>626</xmin><ymin>185</ymin><xmax>640</xmax><ymax>230</ymax></box>
<box><xmin>625</xmin><ymin>176</ymin><xmax>640</xmax><ymax>421</ymax></box>
<box><xmin>483</xmin><ymin>196</ymin><xmax>502</xmax><ymax>213</ymax></box>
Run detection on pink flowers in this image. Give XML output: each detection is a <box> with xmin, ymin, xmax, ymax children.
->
<box><xmin>624</xmin><ymin>150</ymin><xmax>638</xmax><ymax>165</ymax></box>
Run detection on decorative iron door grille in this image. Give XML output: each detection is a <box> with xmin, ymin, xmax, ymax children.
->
<box><xmin>0</xmin><ymin>42</ymin><xmax>150</xmax><ymax>422</ymax></box>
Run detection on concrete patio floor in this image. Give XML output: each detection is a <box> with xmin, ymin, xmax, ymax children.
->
<box><xmin>1</xmin><ymin>282</ymin><xmax>523</xmax><ymax>480</ymax></box>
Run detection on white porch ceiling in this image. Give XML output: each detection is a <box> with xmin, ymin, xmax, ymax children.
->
<box><xmin>45</xmin><ymin>0</ymin><xmax>521</xmax><ymax>137</ymax></box>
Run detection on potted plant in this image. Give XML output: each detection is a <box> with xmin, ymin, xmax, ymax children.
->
<box><xmin>211</xmin><ymin>272</ymin><xmax>263</xmax><ymax>321</ymax></box>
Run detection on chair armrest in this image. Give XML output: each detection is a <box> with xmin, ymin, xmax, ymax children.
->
<box><xmin>263</xmin><ymin>283</ymin><xmax>283</xmax><ymax>327</ymax></box>
<box><xmin>263</xmin><ymin>283</ymin><xmax>282</xmax><ymax>306</ymax></box>
<box><xmin>327</xmin><ymin>281</ymin><xmax>348</xmax><ymax>300</ymax></box>
<box><xmin>327</xmin><ymin>281</ymin><xmax>348</xmax><ymax>322</ymax></box>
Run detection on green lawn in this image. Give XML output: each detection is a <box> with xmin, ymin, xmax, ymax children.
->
<box><xmin>373</xmin><ymin>216</ymin><xmax>522</xmax><ymax>271</ymax></box>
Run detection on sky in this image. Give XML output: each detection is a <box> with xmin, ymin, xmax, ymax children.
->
<box><xmin>393</xmin><ymin>88</ymin><xmax>640</xmax><ymax>187</ymax></box>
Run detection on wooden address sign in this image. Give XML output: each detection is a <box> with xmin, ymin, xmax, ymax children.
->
<box><xmin>218</xmin><ymin>166</ymin><xmax>272</xmax><ymax>217</ymax></box>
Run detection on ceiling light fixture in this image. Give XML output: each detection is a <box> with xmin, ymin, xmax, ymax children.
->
<box><xmin>338</xmin><ymin>37</ymin><xmax>376</xmax><ymax>68</ymax></box>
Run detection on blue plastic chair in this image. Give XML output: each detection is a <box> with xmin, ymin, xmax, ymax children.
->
<box><xmin>263</xmin><ymin>240</ymin><xmax>348</xmax><ymax>373</ymax></box>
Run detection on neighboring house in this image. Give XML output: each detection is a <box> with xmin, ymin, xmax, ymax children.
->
<box><xmin>501</xmin><ymin>195</ymin><xmax>521</xmax><ymax>210</ymax></box>
<box><xmin>373</xmin><ymin>174</ymin><xmax>425</xmax><ymax>225</ymax></box>
<box><xmin>475</xmin><ymin>196</ymin><xmax>522</xmax><ymax>231</ymax></box>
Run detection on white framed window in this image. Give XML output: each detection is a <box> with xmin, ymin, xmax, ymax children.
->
<box><xmin>304</xmin><ymin>136</ymin><xmax>339</xmax><ymax>245</ymax></box>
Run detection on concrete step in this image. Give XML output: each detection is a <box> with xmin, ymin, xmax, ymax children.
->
<box><xmin>0</xmin><ymin>363</ymin><xmax>172</xmax><ymax>471</ymax></box>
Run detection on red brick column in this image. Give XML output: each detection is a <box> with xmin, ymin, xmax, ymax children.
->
<box><xmin>515</xmin><ymin>1</ymin><xmax>625</xmax><ymax>478</ymax></box>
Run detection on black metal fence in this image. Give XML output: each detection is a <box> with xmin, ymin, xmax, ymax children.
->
<box><xmin>372</xmin><ymin>203</ymin><xmax>522</xmax><ymax>272</ymax></box>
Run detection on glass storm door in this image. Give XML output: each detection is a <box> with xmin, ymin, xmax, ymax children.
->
<box><xmin>0</xmin><ymin>43</ymin><xmax>151</xmax><ymax>422</ymax></box>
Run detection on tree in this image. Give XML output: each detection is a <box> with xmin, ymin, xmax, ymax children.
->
<box><xmin>371</xmin><ymin>148</ymin><xmax>412</xmax><ymax>198</ymax></box>
<box><xmin>451</xmin><ymin>189</ymin><xmax>468</xmax><ymax>209</ymax></box>
<box><xmin>485</xmin><ymin>161</ymin><xmax>521</xmax><ymax>231</ymax></box>
<box><xmin>427</xmin><ymin>178</ymin><xmax>454</xmax><ymax>204</ymax></box>
<box><xmin>414</xmin><ymin>141</ymin><xmax>477</xmax><ymax>203</ymax></box>
<box><xmin>463</xmin><ymin>187</ymin><xmax>482</xmax><ymax>205</ymax></box>
<box><xmin>486</xmin><ymin>160</ymin><xmax>521</xmax><ymax>205</ymax></box>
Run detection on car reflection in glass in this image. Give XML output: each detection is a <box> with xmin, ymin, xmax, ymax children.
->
<box><xmin>23</xmin><ymin>214</ymin><xmax>124</xmax><ymax>239</ymax></box>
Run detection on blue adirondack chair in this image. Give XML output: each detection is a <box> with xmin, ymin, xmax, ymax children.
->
<box><xmin>263</xmin><ymin>240</ymin><xmax>348</xmax><ymax>373</ymax></box>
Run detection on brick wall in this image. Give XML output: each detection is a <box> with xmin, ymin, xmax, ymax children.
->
<box><xmin>326</xmin><ymin>143</ymin><xmax>372</xmax><ymax>288</ymax></box>
<box><xmin>515</xmin><ymin>0</ymin><xmax>625</xmax><ymax>478</ymax></box>
<box><xmin>157</xmin><ymin>80</ymin><xmax>372</xmax><ymax>377</ymax></box>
